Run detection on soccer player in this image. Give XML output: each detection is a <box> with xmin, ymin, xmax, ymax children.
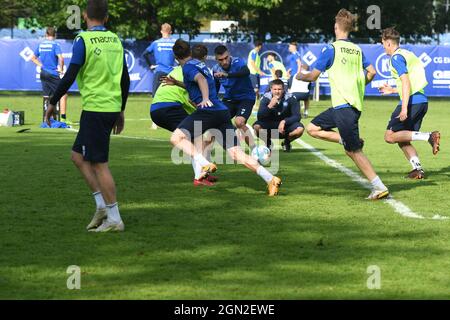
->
<box><xmin>213</xmin><ymin>45</ymin><xmax>256</xmax><ymax>148</ymax></box>
<box><xmin>168</xmin><ymin>40</ymin><xmax>282</xmax><ymax>196</ymax></box>
<box><xmin>152</xmin><ymin>48</ymin><xmax>216</xmax><ymax>186</ymax></box>
<box><xmin>45</xmin><ymin>0</ymin><xmax>130</xmax><ymax>232</ymax></box>
<box><xmin>289</xmin><ymin>64</ymin><xmax>311</xmax><ymax>118</ymax></box>
<box><xmin>297</xmin><ymin>9</ymin><xmax>389</xmax><ymax>200</ymax></box>
<box><xmin>144</xmin><ymin>23</ymin><xmax>176</xmax><ymax>94</ymax></box>
<box><xmin>379</xmin><ymin>27</ymin><xmax>441</xmax><ymax>179</ymax></box>
<box><xmin>286</xmin><ymin>42</ymin><xmax>302</xmax><ymax>79</ymax></box>
<box><xmin>253</xmin><ymin>79</ymin><xmax>304</xmax><ymax>152</ymax></box>
<box><xmin>247</xmin><ymin>41</ymin><xmax>265</xmax><ymax>97</ymax></box>
<box><xmin>31</xmin><ymin>27</ymin><xmax>69</xmax><ymax>122</ymax></box>
<box><xmin>267</xmin><ymin>53</ymin><xmax>287</xmax><ymax>80</ymax></box>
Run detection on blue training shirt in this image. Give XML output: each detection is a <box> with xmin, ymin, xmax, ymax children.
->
<box><xmin>391</xmin><ymin>49</ymin><xmax>428</xmax><ymax>105</ymax></box>
<box><xmin>34</xmin><ymin>40</ymin><xmax>62</xmax><ymax>76</ymax></box>
<box><xmin>145</xmin><ymin>38</ymin><xmax>176</xmax><ymax>74</ymax></box>
<box><xmin>183</xmin><ymin>59</ymin><xmax>227</xmax><ymax>111</ymax></box>
<box><xmin>212</xmin><ymin>57</ymin><xmax>255</xmax><ymax>101</ymax></box>
<box><xmin>288</xmin><ymin>51</ymin><xmax>302</xmax><ymax>75</ymax></box>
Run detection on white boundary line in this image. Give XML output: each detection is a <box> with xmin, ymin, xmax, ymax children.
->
<box><xmin>64</xmin><ymin>127</ymin><xmax>447</xmax><ymax>220</ymax></box>
<box><xmin>295</xmin><ymin>139</ymin><xmax>448</xmax><ymax>221</ymax></box>
<box><xmin>65</xmin><ymin>127</ymin><xmax>166</xmax><ymax>142</ymax></box>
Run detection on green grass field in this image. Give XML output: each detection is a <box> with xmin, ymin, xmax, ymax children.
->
<box><xmin>0</xmin><ymin>92</ymin><xmax>449</xmax><ymax>299</ymax></box>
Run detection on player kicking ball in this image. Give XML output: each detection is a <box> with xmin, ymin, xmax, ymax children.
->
<box><xmin>379</xmin><ymin>27</ymin><xmax>441</xmax><ymax>180</ymax></box>
<box><xmin>168</xmin><ymin>40</ymin><xmax>282</xmax><ymax>196</ymax></box>
<box><xmin>297</xmin><ymin>9</ymin><xmax>389</xmax><ymax>200</ymax></box>
<box><xmin>152</xmin><ymin>46</ymin><xmax>217</xmax><ymax>187</ymax></box>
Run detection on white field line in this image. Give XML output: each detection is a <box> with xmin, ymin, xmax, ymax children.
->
<box><xmin>65</xmin><ymin>127</ymin><xmax>166</xmax><ymax>142</ymax></box>
<box><xmin>295</xmin><ymin>139</ymin><xmax>448</xmax><ymax>221</ymax></box>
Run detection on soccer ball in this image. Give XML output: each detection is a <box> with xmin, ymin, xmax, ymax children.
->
<box><xmin>251</xmin><ymin>145</ymin><xmax>271</xmax><ymax>166</ymax></box>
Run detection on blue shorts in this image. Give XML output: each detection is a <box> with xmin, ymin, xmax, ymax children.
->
<box><xmin>249</xmin><ymin>74</ymin><xmax>260</xmax><ymax>89</ymax></box>
<box><xmin>311</xmin><ymin>106</ymin><xmax>362</xmax><ymax>152</ymax></box>
<box><xmin>73</xmin><ymin>111</ymin><xmax>120</xmax><ymax>163</ymax></box>
<box><xmin>150</xmin><ymin>104</ymin><xmax>189</xmax><ymax>132</ymax></box>
<box><xmin>177</xmin><ymin>108</ymin><xmax>239</xmax><ymax>150</ymax></box>
<box><xmin>40</xmin><ymin>70</ymin><xmax>61</xmax><ymax>97</ymax></box>
<box><xmin>292</xmin><ymin>92</ymin><xmax>310</xmax><ymax>101</ymax></box>
<box><xmin>223</xmin><ymin>99</ymin><xmax>255</xmax><ymax>121</ymax></box>
<box><xmin>253</xmin><ymin>120</ymin><xmax>303</xmax><ymax>139</ymax></box>
<box><xmin>387</xmin><ymin>102</ymin><xmax>428</xmax><ymax>132</ymax></box>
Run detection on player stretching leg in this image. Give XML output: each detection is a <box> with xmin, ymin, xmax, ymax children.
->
<box><xmin>168</xmin><ymin>40</ymin><xmax>282</xmax><ymax>196</ymax></box>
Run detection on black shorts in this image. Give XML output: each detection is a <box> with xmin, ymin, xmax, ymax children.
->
<box><xmin>150</xmin><ymin>105</ymin><xmax>189</xmax><ymax>132</ymax></box>
<box><xmin>292</xmin><ymin>92</ymin><xmax>310</xmax><ymax>101</ymax></box>
<box><xmin>253</xmin><ymin>120</ymin><xmax>303</xmax><ymax>139</ymax></box>
<box><xmin>250</xmin><ymin>74</ymin><xmax>260</xmax><ymax>89</ymax></box>
<box><xmin>223</xmin><ymin>99</ymin><xmax>255</xmax><ymax>121</ymax></box>
<box><xmin>311</xmin><ymin>106</ymin><xmax>362</xmax><ymax>152</ymax></box>
<box><xmin>177</xmin><ymin>108</ymin><xmax>239</xmax><ymax>150</ymax></box>
<box><xmin>387</xmin><ymin>102</ymin><xmax>428</xmax><ymax>132</ymax></box>
<box><xmin>40</xmin><ymin>70</ymin><xmax>61</xmax><ymax>97</ymax></box>
<box><xmin>73</xmin><ymin>111</ymin><xmax>120</xmax><ymax>163</ymax></box>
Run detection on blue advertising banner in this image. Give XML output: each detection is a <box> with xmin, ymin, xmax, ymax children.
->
<box><xmin>1</xmin><ymin>39</ymin><xmax>449</xmax><ymax>97</ymax></box>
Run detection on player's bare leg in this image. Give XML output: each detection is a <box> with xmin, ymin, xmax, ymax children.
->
<box><xmin>227</xmin><ymin>145</ymin><xmax>281</xmax><ymax>196</ymax></box>
<box><xmin>345</xmin><ymin>150</ymin><xmax>389</xmax><ymax>200</ymax></box>
<box><xmin>306</xmin><ymin>123</ymin><xmax>341</xmax><ymax>143</ymax></box>
<box><xmin>235</xmin><ymin>116</ymin><xmax>255</xmax><ymax>148</ymax></box>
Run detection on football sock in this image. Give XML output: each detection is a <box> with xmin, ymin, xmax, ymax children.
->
<box><xmin>370</xmin><ymin>176</ymin><xmax>387</xmax><ymax>191</ymax></box>
<box><xmin>106</xmin><ymin>203</ymin><xmax>121</xmax><ymax>224</ymax></box>
<box><xmin>412</xmin><ymin>132</ymin><xmax>430</xmax><ymax>141</ymax></box>
<box><xmin>409</xmin><ymin>156</ymin><xmax>422</xmax><ymax>170</ymax></box>
<box><xmin>194</xmin><ymin>153</ymin><xmax>210</xmax><ymax>167</ymax></box>
<box><xmin>192</xmin><ymin>158</ymin><xmax>203</xmax><ymax>180</ymax></box>
<box><xmin>257</xmin><ymin>166</ymin><xmax>274</xmax><ymax>184</ymax></box>
<box><xmin>93</xmin><ymin>191</ymin><xmax>106</xmax><ymax>210</ymax></box>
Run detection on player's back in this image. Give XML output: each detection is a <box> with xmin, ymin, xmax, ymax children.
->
<box><xmin>76</xmin><ymin>30</ymin><xmax>124</xmax><ymax>112</ymax></box>
<box><xmin>327</xmin><ymin>40</ymin><xmax>366</xmax><ymax>110</ymax></box>
<box><xmin>36</xmin><ymin>40</ymin><xmax>60</xmax><ymax>76</ymax></box>
<box><xmin>183</xmin><ymin>59</ymin><xmax>227</xmax><ymax>110</ymax></box>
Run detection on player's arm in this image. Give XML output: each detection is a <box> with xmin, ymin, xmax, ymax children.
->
<box><xmin>398</xmin><ymin>73</ymin><xmax>411</xmax><ymax>121</ymax></box>
<box><xmin>57</xmin><ymin>54</ymin><xmax>65</xmax><ymax>75</ymax></box>
<box><xmin>30</xmin><ymin>55</ymin><xmax>42</xmax><ymax>68</ymax></box>
<box><xmin>113</xmin><ymin>57</ymin><xmax>130</xmax><ymax>135</ymax></box>
<box><xmin>284</xmin><ymin>98</ymin><xmax>301</xmax><ymax>126</ymax></box>
<box><xmin>257</xmin><ymin>97</ymin><xmax>273</xmax><ymax>120</ymax></box>
<box><xmin>194</xmin><ymin>73</ymin><xmax>213</xmax><ymax>108</ymax></box>
<box><xmin>298</xmin><ymin>44</ymin><xmax>333</xmax><ymax>83</ymax></box>
<box><xmin>296</xmin><ymin>69</ymin><xmax>321</xmax><ymax>82</ymax></box>
<box><xmin>227</xmin><ymin>66</ymin><xmax>250</xmax><ymax>78</ymax></box>
<box><xmin>365</xmin><ymin>64</ymin><xmax>376</xmax><ymax>85</ymax></box>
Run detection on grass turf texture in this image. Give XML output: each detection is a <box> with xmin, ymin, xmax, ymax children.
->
<box><xmin>0</xmin><ymin>93</ymin><xmax>449</xmax><ymax>299</ymax></box>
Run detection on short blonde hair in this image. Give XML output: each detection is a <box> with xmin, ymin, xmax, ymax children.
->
<box><xmin>335</xmin><ymin>9</ymin><xmax>356</xmax><ymax>33</ymax></box>
<box><xmin>161</xmin><ymin>23</ymin><xmax>172</xmax><ymax>33</ymax></box>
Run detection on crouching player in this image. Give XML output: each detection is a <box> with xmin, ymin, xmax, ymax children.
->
<box><xmin>253</xmin><ymin>79</ymin><xmax>304</xmax><ymax>152</ymax></box>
